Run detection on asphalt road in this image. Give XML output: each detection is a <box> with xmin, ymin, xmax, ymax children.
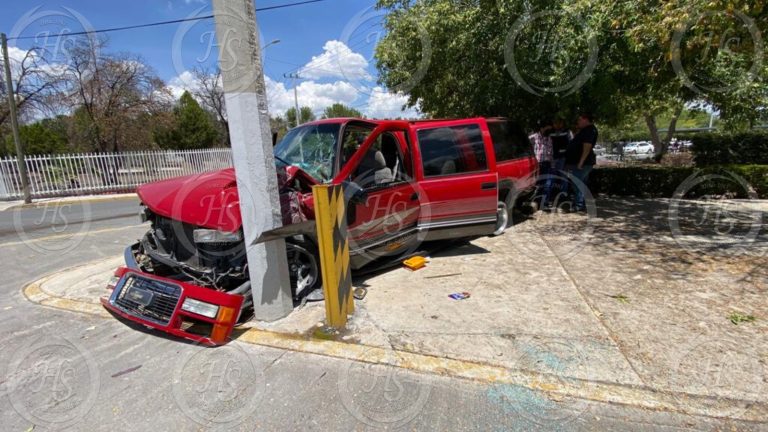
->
<box><xmin>0</xmin><ymin>197</ymin><xmax>760</xmax><ymax>431</ymax></box>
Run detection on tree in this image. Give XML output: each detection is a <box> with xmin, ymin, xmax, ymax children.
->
<box><xmin>4</xmin><ymin>119</ymin><xmax>67</xmax><ymax>155</ymax></box>
<box><xmin>322</xmin><ymin>103</ymin><xmax>363</xmax><ymax>119</ymax></box>
<box><xmin>190</xmin><ymin>67</ymin><xmax>229</xmax><ymax>145</ymax></box>
<box><xmin>0</xmin><ymin>46</ymin><xmax>64</xmax><ymax>130</ymax></box>
<box><xmin>375</xmin><ymin>0</ymin><xmax>768</xmax><ymax>160</ymax></box>
<box><xmin>63</xmin><ymin>37</ymin><xmax>169</xmax><ymax>152</ymax></box>
<box><xmin>155</xmin><ymin>91</ymin><xmax>220</xmax><ymax>150</ymax></box>
<box><xmin>286</xmin><ymin>106</ymin><xmax>316</xmax><ymax>126</ymax></box>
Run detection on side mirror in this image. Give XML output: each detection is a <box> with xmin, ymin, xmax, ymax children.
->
<box><xmin>343</xmin><ymin>181</ymin><xmax>368</xmax><ymax>206</ymax></box>
<box><xmin>342</xmin><ymin>181</ymin><xmax>367</xmax><ymax>226</ymax></box>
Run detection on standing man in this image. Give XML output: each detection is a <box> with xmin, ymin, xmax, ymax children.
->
<box><xmin>529</xmin><ymin>120</ymin><xmax>552</xmax><ymax>207</ymax></box>
<box><xmin>545</xmin><ymin>117</ymin><xmax>571</xmax><ymax>210</ymax></box>
<box><xmin>565</xmin><ymin>113</ymin><xmax>598</xmax><ymax>213</ymax></box>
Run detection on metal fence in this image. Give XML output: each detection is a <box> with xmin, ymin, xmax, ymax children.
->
<box><xmin>0</xmin><ymin>148</ymin><xmax>233</xmax><ymax>200</ymax></box>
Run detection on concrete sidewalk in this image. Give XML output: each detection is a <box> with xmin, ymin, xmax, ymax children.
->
<box><xmin>0</xmin><ymin>193</ymin><xmax>137</xmax><ymax>212</ymax></box>
<box><xmin>23</xmin><ymin>198</ymin><xmax>768</xmax><ymax>423</ymax></box>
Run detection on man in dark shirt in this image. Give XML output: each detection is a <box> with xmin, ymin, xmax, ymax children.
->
<box><xmin>565</xmin><ymin>113</ymin><xmax>598</xmax><ymax>212</ymax></box>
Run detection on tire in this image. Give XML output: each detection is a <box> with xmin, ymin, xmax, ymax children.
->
<box><xmin>492</xmin><ymin>199</ymin><xmax>510</xmax><ymax>236</ymax></box>
<box><xmin>285</xmin><ymin>239</ymin><xmax>322</xmax><ymax>300</ymax></box>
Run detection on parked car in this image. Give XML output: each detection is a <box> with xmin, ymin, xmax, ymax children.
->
<box><xmin>102</xmin><ymin>117</ymin><xmax>539</xmax><ymax>344</ymax></box>
<box><xmin>635</xmin><ymin>142</ymin><xmax>655</xmax><ymax>154</ymax></box>
<box><xmin>593</xmin><ymin>144</ymin><xmax>606</xmax><ymax>156</ymax></box>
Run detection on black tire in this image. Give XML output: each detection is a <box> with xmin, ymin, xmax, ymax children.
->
<box><xmin>285</xmin><ymin>238</ymin><xmax>322</xmax><ymax>300</ymax></box>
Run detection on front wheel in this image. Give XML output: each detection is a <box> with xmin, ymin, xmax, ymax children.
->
<box><xmin>286</xmin><ymin>239</ymin><xmax>321</xmax><ymax>300</ymax></box>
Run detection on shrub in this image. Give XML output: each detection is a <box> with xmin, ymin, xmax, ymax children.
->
<box><xmin>690</xmin><ymin>131</ymin><xmax>768</xmax><ymax>166</ymax></box>
<box><xmin>590</xmin><ymin>165</ymin><xmax>768</xmax><ymax>199</ymax></box>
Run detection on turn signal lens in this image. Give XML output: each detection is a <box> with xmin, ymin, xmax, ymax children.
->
<box><xmin>211</xmin><ymin>306</ymin><xmax>237</xmax><ymax>343</ymax></box>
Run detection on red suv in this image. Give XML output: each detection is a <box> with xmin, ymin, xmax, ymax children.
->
<box><xmin>102</xmin><ymin>117</ymin><xmax>538</xmax><ymax>344</ymax></box>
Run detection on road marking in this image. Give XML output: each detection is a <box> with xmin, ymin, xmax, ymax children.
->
<box><xmin>0</xmin><ymin>225</ymin><xmax>144</xmax><ymax>249</ymax></box>
<box><xmin>20</xmin><ymin>268</ymin><xmax>768</xmax><ymax>424</ymax></box>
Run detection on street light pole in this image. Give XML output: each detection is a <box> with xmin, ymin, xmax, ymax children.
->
<box><xmin>1</xmin><ymin>33</ymin><xmax>31</xmax><ymax>203</ymax></box>
<box><xmin>283</xmin><ymin>72</ymin><xmax>302</xmax><ymax>127</ymax></box>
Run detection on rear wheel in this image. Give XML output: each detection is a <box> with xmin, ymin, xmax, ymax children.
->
<box><xmin>286</xmin><ymin>239</ymin><xmax>321</xmax><ymax>300</ymax></box>
<box><xmin>492</xmin><ymin>200</ymin><xmax>510</xmax><ymax>236</ymax></box>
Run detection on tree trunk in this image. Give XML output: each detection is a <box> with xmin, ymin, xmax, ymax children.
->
<box><xmin>644</xmin><ymin>114</ymin><xmax>661</xmax><ymax>160</ymax></box>
<box><xmin>658</xmin><ymin>105</ymin><xmax>683</xmax><ymax>162</ymax></box>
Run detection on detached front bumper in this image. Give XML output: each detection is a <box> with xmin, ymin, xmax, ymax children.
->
<box><xmin>101</xmin><ymin>246</ymin><xmax>244</xmax><ymax>346</ymax></box>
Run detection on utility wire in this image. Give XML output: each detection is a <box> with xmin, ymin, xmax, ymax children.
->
<box><xmin>6</xmin><ymin>0</ymin><xmax>328</xmax><ymax>41</ymax></box>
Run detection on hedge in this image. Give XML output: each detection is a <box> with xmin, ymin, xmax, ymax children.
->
<box><xmin>590</xmin><ymin>165</ymin><xmax>768</xmax><ymax>199</ymax></box>
<box><xmin>690</xmin><ymin>131</ymin><xmax>768</xmax><ymax>166</ymax></box>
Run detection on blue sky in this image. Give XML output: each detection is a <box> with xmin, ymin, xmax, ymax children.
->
<box><xmin>1</xmin><ymin>0</ymin><xmax>418</xmax><ymax>118</ymax></box>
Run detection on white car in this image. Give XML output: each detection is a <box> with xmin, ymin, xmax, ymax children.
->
<box><xmin>635</xmin><ymin>142</ymin><xmax>655</xmax><ymax>154</ymax></box>
<box><xmin>624</xmin><ymin>142</ymin><xmax>654</xmax><ymax>154</ymax></box>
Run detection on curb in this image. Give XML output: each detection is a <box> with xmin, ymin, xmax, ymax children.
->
<box><xmin>22</xmin><ymin>270</ymin><xmax>768</xmax><ymax>424</ymax></box>
<box><xmin>3</xmin><ymin>194</ymin><xmax>137</xmax><ymax>211</ymax></box>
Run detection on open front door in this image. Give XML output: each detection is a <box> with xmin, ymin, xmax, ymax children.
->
<box><xmin>335</xmin><ymin>122</ymin><xmax>422</xmax><ymax>269</ymax></box>
<box><xmin>410</xmin><ymin>120</ymin><xmax>500</xmax><ymax>240</ymax></box>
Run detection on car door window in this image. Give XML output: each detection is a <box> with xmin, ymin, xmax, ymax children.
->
<box><xmin>417</xmin><ymin>125</ymin><xmax>488</xmax><ymax>177</ymax></box>
<box><xmin>487</xmin><ymin>120</ymin><xmax>533</xmax><ymax>161</ymax></box>
<box><xmin>349</xmin><ymin>132</ymin><xmax>406</xmax><ymax>189</ymax></box>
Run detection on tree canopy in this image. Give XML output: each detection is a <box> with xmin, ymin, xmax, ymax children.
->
<box><xmin>322</xmin><ymin>103</ymin><xmax>364</xmax><ymax>119</ymax></box>
<box><xmin>155</xmin><ymin>91</ymin><xmax>220</xmax><ymax>150</ymax></box>
<box><xmin>375</xmin><ymin>0</ymin><xmax>768</xmax><ymax>157</ymax></box>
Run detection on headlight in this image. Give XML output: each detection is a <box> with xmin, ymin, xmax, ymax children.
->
<box><xmin>193</xmin><ymin>229</ymin><xmax>243</xmax><ymax>244</ymax></box>
<box><xmin>139</xmin><ymin>205</ymin><xmax>150</xmax><ymax>223</ymax></box>
<box><xmin>181</xmin><ymin>298</ymin><xmax>219</xmax><ymax>319</ymax></box>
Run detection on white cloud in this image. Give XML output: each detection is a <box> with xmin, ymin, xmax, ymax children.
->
<box><xmin>299</xmin><ymin>40</ymin><xmax>371</xmax><ymax>81</ymax></box>
<box><xmin>364</xmin><ymin>87</ymin><xmax>420</xmax><ymax>119</ymax></box>
<box><xmin>265</xmin><ymin>76</ymin><xmax>359</xmax><ymax>116</ymax></box>
<box><xmin>167</xmin><ymin>70</ymin><xmax>197</xmax><ymax>99</ymax></box>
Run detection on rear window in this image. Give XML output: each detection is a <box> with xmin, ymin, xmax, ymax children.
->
<box><xmin>417</xmin><ymin>125</ymin><xmax>488</xmax><ymax>177</ymax></box>
<box><xmin>488</xmin><ymin>120</ymin><xmax>533</xmax><ymax>161</ymax></box>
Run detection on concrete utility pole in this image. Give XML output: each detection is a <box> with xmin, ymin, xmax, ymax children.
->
<box><xmin>283</xmin><ymin>72</ymin><xmax>302</xmax><ymax>127</ymax></box>
<box><xmin>212</xmin><ymin>0</ymin><xmax>293</xmax><ymax>321</ymax></box>
<box><xmin>1</xmin><ymin>33</ymin><xmax>31</xmax><ymax>204</ymax></box>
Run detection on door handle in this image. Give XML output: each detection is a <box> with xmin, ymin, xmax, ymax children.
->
<box><xmin>481</xmin><ymin>182</ymin><xmax>497</xmax><ymax>190</ymax></box>
<box><xmin>410</xmin><ymin>192</ymin><xmax>419</xmax><ymax>201</ymax></box>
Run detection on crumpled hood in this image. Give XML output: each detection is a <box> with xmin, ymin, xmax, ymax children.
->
<box><xmin>137</xmin><ymin>166</ymin><xmax>318</xmax><ymax>233</ymax></box>
<box><xmin>137</xmin><ymin>168</ymin><xmax>243</xmax><ymax>232</ymax></box>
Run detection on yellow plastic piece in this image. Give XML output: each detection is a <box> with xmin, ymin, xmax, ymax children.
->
<box><xmin>403</xmin><ymin>256</ymin><xmax>427</xmax><ymax>271</ymax></box>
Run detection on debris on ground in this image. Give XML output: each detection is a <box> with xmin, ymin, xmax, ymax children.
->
<box><xmin>111</xmin><ymin>365</ymin><xmax>142</xmax><ymax>378</ymax></box>
<box><xmin>353</xmin><ymin>287</ymin><xmax>367</xmax><ymax>300</ymax></box>
<box><xmin>608</xmin><ymin>294</ymin><xmax>630</xmax><ymax>304</ymax></box>
<box><xmin>449</xmin><ymin>292</ymin><xmax>471</xmax><ymax>301</ymax></box>
<box><xmin>425</xmin><ymin>273</ymin><xmax>462</xmax><ymax>279</ymax></box>
<box><xmin>403</xmin><ymin>256</ymin><xmax>428</xmax><ymax>271</ymax></box>
<box><xmin>728</xmin><ymin>312</ymin><xmax>756</xmax><ymax>325</ymax></box>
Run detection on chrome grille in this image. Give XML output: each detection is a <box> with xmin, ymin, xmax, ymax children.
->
<box><xmin>114</xmin><ymin>275</ymin><xmax>182</xmax><ymax>325</ymax></box>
